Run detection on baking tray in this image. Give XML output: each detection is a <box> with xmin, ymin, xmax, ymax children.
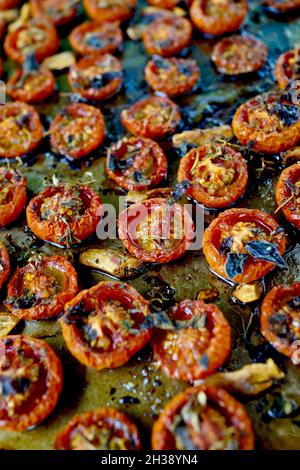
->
<box><xmin>0</xmin><ymin>0</ymin><xmax>300</xmax><ymax>450</ymax></box>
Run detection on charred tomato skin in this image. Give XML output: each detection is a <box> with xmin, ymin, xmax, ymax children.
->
<box><xmin>152</xmin><ymin>385</ymin><xmax>254</xmax><ymax>450</ymax></box>
<box><xmin>26</xmin><ymin>185</ymin><xmax>103</xmax><ymax>247</ymax></box>
<box><xmin>4</xmin><ymin>17</ymin><xmax>59</xmax><ymax>63</ymax></box>
<box><xmin>261</xmin><ymin>282</ymin><xmax>300</xmax><ymax>358</ymax></box>
<box><xmin>0</xmin><ymin>242</ymin><xmax>10</xmax><ymax>291</ymax></box>
<box><xmin>5</xmin><ymin>256</ymin><xmax>78</xmax><ymax>320</ymax></box>
<box><xmin>151</xmin><ymin>299</ymin><xmax>231</xmax><ymax>382</ymax></box>
<box><xmin>145</xmin><ymin>57</ymin><xmax>200</xmax><ymax>97</ymax></box>
<box><xmin>118</xmin><ymin>197</ymin><xmax>195</xmax><ymax>264</ymax></box>
<box><xmin>275</xmin><ymin>49</ymin><xmax>300</xmax><ymax>90</ymax></box>
<box><xmin>0</xmin><ymin>102</ymin><xmax>43</xmax><ymax>158</ymax></box>
<box><xmin>276</xmin><ymin>163</ymin><xmax>300</xmax><ymax>230</ymax></box>
<box><xmin>55</xmin><ymin>408</ymin><xmax>142</xmax><ymax>450</ymax></box>
<box><xmin>0</xmin><ymin>335</ymin><xmax>63</xmax><ymax>432</ymax></box>
<box><xmin>49</xmin><ymin>103</ymin><xmax>105</xmax><ymax>159</ymax></box>
<box><xmin>265</xmin><ymin>0</ymin><xmax>300</xmax><ymax>12</ymax></box>
<box><xmin>69</xmin><ymin>21</ymin><xmax>123</xmax><ymax>56</ymax></box>
<box><xmin>232</xmin><ymin>92</ymin><xmax>300</xmax><ymax>154</ymax></box>
<box><xmin>212</xmin><ymin>35</ymin><xmax>268</xmax><ymax>75</ymax></box>
<box><xmin>60</xmin><ymin>281</ymin><xmax>152</xmax><ymax>370</ymax></box>
<box><xmin>121</xmin><ymin>95</ymin><xmax>181</xmax><ymax>140</ymax></box>
<box><xmin>30</xmin><ymin>0</ymin><xmax>80</xmax><ymax>26</ymax></box>
<box><xmin>0</xmin><ymin>168</ymin><xmax>27</xmax><ymax>227</ymax></box>
<box><xmin>203</xmin><ymin>208</ymin><xmax>286</xmax><ymax>284</ymax></box>
<box><xmin>143</xmin><ymin>16</ymin><xmax>192</xmax><ymax>57</ymax></box>
<box><xmin>83</xmin><ymin>0</ymin><xmax>137</xmax><ymax>23</ymax></box>
<box><xmin>7</xmin><ymin>66</ymin><xmax>56</xmax><ymax>104</ymax></box>
<box><xmin>177</xmin><ymin>145</ymin><xmax>248</xmax><ymax>209</ymax></box>
<box><xmin>106</xmin><ymin>136</ymin><xmax>168</xmax><ymax>191</ymax></box>
<box><xmin>190</xmin><ymin>0</ymin><xmax>248</xmax><ymax>37</ymax></box>
<box><xmin>68</xmin><ymin>54</ymin><xmax>123</xmax><ymax>102</ymax></box>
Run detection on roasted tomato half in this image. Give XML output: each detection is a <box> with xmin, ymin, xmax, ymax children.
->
<box><xmin>212</xmin><ymin>35</ymin><xmax>268</xmax><ymax>75</ymax></box>
<box><xmin>152</xmin><ymin>385</ymin><xmax>254</xmax><ymax>450</ymax></box>
<box><xmin>83</xmin><ymin>0</ymin><xmax>136</xmax><ymax>23</ymax></box>
<box><xmin>60</xmin><ymin>281</ymin><xmax>151</xmax><ymax>370</ymax></box>
<box><xmin>106</xmin><ymin>136</ymin><xmax>167</xmax><ymax>191</ymax></box>
<box><xmin>69</xmin><ymin>21</ymin><xmax>123</xmax><ymax>56</ymax></box>
<box><xmin>232</xmin><ymin>91</ymin><xmax>300</xmax><ymax>154</ymax></box>
<box><xmin>203</xmin><ymin>208</ymin><xmax>286</xmax><ymax>284</ymax></box>
<box><xmin>30</xmin><ymin>0</ymin><xmax>80</xmax><ymax>26</ymax></box>
<box><xmin>121</xmin><ymin>95</ymin><xmax>181</xmax><ymax>140</ymax></box>
<box><xmin>4</xmin><ymin>17</ymin><xmax>59</xmax><ymax>63</ymax></box>
<box><xmin>49</xmin><ymin>103</ymin><xmax>105</xmax><ymax>159</ymax></box>
<box><xmin>190</xmin><ymin>0</ymin><xmax>248</xmax><ymax>37</ymax></box>
<box><xmin>0</xmin><ymin>242</ymin><xmax>10</xmax><ymax>291</ymax></box>
<box><xmin>55</xmin><ymin>408</ymin><xmax>141</xmax><ymax>450</ymax></box>
<box><xmin>177</xmin><ymin>144</ymin><xmax>248</xmax><ymax>209</ymax></box>
<box><xmin>7</xmin><ymin>59</ymin><xmax>56</xmax><ymax>104</ymax></box>
<box><xmin>5</xmin><ymin>256</ymin><xmax>78</xmax><ymax>320</ymax></box>
<box><xmin>145</xmin><ymin>57</ymin><xmax>200</xmax><ymax>98</ymax></box>
<box><xmin>0</xmin><ymin>0</ymin><xmax>20</xmax><ymax>9</ymax></box>
<box><xmin>0</xmin><ymin>335</ymin><xmax>62</xmax><ymax>432</ymax></box>
<box><xmin>68</xmin><ymin>54</ymin><xmax>123</xmax><ymax>102</ymax></box>
<box><xmin>276</xmin><ymin>162</ymin><xmax>300</xmax><ymax>229</ymax></box>
<box><xmin>261</xmin><ymin>282</ymin><xmax>300</xmax><ymax>359</ymax></box>
<box><xmin>26</xmin><ymin>184</ymin><xmax>103</xmax><ymax>247</ymax></box>
<box><xmin>0</xmin><ymin>102</ymin><xmax>43</xmax><ymax>158</ymax></box>
<box><xmin>275</xmin><ymin>48</ymin><xmax>300</xmax><ymax>90</ymax></box>
<box><xmin>0</xmin><ymin>168</ymin><xmax>27</xmax><ymax>227</ymax></box>
<box><xmin>143</xmin><ymin>16</ymin><xmax>192</xmax><ymax>57</ymax></box>
<box><xmin>151</xmin><ymin>299</ymin><xmax>231</xmax><ymax>382</ymax></box>
<box><xmin>264</xmin><ymin>0</ymin><xmax>300</xmax><ymax>12</ymax></box>
<box><xmin>118</xmin><ymin>197</ymin><xmax>194</xmax><ymax>264</ymax></box>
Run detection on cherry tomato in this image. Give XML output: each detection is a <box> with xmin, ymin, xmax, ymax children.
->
<box><xmin>275</xmin><ymin>48</ymin><xmax>300</xmax><ymax>90</ymax></box>
<box><xmin>212</xmin><ymin>35</ymin><xmax>268</xmax><ymax>75</ymax></box>
<box><xmin>49</xmin><ymin>103</ymin><xmax>105</xmax><ymax>160</ymax></box>
<box><xmin>151</xmin><ymin>299</ymin><xmax>231</xmax><ymax>382</ymax></box>
<box><xmin>265</xmin><ymin>0</ymin><xmax>300</xmax><ymax>12</ymax></box>
<box><xmin>148</xmin><ymin>0</ymin><xmax>181</xmax><ymax>7</ymax></box>
<box><xmin>152</xmin><ymin>385</ymin><xmax>254</xmax><ymax>450</ymax></box>
<box><xmin>69</xmin><ymin>21</ymin><xmax>123</xmax><ymax>56</ymax></box>
<box><xmin>232</xmin><ymin>91</ymin><xmax>300</xmax><ymax>154</ymax></box>
<box><xmin>190</xmin><ymin>0</ymin><xmax>248</xmax><ymax>37</ymax></box>
<box><xmin>177</xmin><ymin>144</ymin><xmax>248</xmax><ymax>208</ymax></box>
<box><xmin>7</xmin><ymin>66</ymin><xmax>55</xmax><ymax>104</ymax></box>
<box><xmin>30</xmin><ymin>0</ymin><xmax>80</xmax><ymax>26</ymax></box>
<box><xmin>0</xmin><ymin>168</ymin><xmax>26</xmax><ymax>228</ymax></box>
<box><xmin>261</xmin><ymin>282</ymin><xmax>300</xmax><ymax>359</ymax></box>
<box><xmin>106</xmin><ymin>137</ymin><xmax>167</xmax><ymax>191</ymax></box>
<box><xmin>0</xmin><ymin>0</ymin><xmax>19</xmax><ymax>9</ymax></box>
<box><xmin>60</xmin><ymin>281</ymin><xmax>151</xmax><ymax>370</ymax></box>
<box><xmin>0</xmin><ymin>102</ymin><xmax>43</xmax><ymax>158</ymax></box>
<box><xmin>145</xmin><ymin>57</ymin><xmax>200</xmax><ymax>97</ymax></box>
<box><xmin>121</xmin><ymin>95</ymin><xmax>181</xmax><ymax>140</ymax></box>
<box><xmin>0</xmin><ymin>335</ymin><xmax>62</xmax><ymax>432</ymax></box>
<box><xmin>4</xmin><ymin>17</ymin><xmax>59</xmax><ymax>63</ymax></box>
<box><xmin>276</xmin><ymin>162</ymin><xmax>300</xmax><ymax>230</ymax></box>
<box><xmin>26</xmin><ymin>183</ymin><xmax>103</xmax><ymax>247</ymax></box>
<box><xmin>0</xmin><ymin>19</ymin><xmax>5</xmax><ymax>43</ymax></box>
<box><xmin>143</xmin><ymin>16</ymin><xmax>192</xmax><ymax>57</ymax></box>
<box><xmin>83</xmin><ymin>0</ymin><xmax>136</xmax><ymax>23</ymax></box>
<box><xmin>55</xmin><ymin>408</ymin><xmax>141</xmax><ymax>450</ymax></box>
<box><xmin>0</xmin><ymin>242</ymin><xmax>10</xmax><ymax>291</ymax></box>
<box><xmin>203</xmin><ymin>208</ymin><xmax>286</xmax><ymax>284</ymax></box>
<box><xmin>68</xmin><ymin>54</ymin><xmax>123</xmax><ymax>102</ymax></box>
<box><xmin>5</xmin><ymin>256</ymin><xmax>78</xmax><ymax>320</ymax></box>
<box><xmin>118</xmin><ymin>197</ymin><xmax>194</xmax><ymax>264</ymax></box>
